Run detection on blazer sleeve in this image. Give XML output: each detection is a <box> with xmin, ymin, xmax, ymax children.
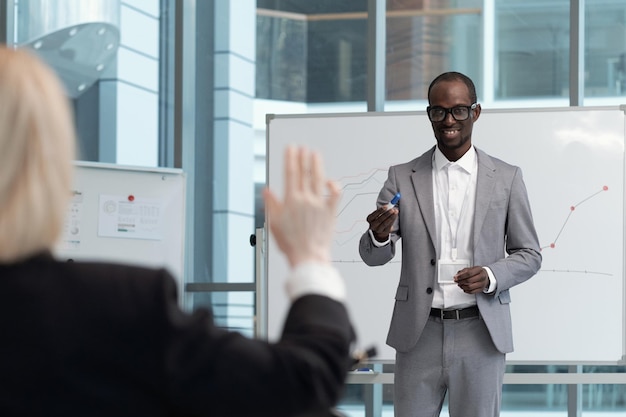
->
<box><xmin>486</xmin><ymin>166</ymin><xmax>542</xmax><ymax>295</ymax></box>
<box><xmin>358</xmin><ymin>166</ymin><xmax>401</xmax><ymax>266</ymax></box>
<box><xmin>157</xmin><ymin>271</ymin><xmax>354</xmax><ymax>417</ymax></box>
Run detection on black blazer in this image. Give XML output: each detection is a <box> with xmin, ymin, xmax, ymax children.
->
<box><xmin>0</xmin><ymin>253</ymin><xmax>354</xmax><ymax>417</ymax></box>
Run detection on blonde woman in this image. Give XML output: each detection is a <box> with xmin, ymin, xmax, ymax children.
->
<box><xmin>0</xmin><ymin>46</ymin><xmax>353</xmax><ymax>417</ymax></box>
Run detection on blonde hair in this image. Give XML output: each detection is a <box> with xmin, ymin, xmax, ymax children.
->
<box><xmin>0</xmin><ymin>46</ymin><xmax>76</xmax><ymax>262</ymax></box>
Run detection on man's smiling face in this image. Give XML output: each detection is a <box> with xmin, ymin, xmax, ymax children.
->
<box><xmin>428</xmin><ymin>79</ymin><xmax>481</xmax><ymax>162</ymax></box>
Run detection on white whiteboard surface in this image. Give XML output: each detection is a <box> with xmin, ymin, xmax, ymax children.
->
<box><xmin>54</xmin><ymin>162</ymin><xmax>186</xmax><ymax>289</ymax></box>
<box><xmin>266</xmin><ymin>106</ymin><xmax>626</xmax><ymax>364</ymax></box>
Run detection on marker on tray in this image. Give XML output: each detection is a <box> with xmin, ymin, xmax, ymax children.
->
<box><xmin>386</xmin><ymin>192</ymin><xmax>401</xmax><ymax>209</ymax></box>
<box><xmin>351</xmin><ymin>346</ymin><xmax>378</xmax><ymax>367</ymax></box>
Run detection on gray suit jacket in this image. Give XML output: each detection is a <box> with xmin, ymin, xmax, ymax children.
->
<box><xmin>359</xmin><ymin>146</ymin><xmax>541</xmax><ymax>354</ymax></box>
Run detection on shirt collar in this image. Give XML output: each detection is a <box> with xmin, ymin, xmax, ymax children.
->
<box><xmin>433</xmin><ymin>145</ymin><xmax>476</xmax><ymax>174</ymax></box>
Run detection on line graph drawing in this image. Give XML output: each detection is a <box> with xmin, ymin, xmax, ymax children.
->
<box><xmin>332</xmin><ymin>167</ymin><xmax>391</xmax><ymax>248</ymax></box>
<box><xmin>538</xmin><ymin>185</ymin><xmax>614</xmax><ymax>277</ymax></box>
<box><xmin>541</xmin><ymin>185</ymin><xmax>609</xmax><ymax>251</ymax></box>
<box><xmin>332</xmin><ymin>175</ymin><xmax>616</xmax><ymax>272</ymax></box>
<box><xmin>336</xmin><ymin>192</ymin><xmax>379</xmax><ymax>218</ymax></box>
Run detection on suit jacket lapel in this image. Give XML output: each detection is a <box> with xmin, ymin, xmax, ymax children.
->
<box><xmin>411</xmin><ymin>147</ymin><xmax>438</xmax><ymax>253</ymax></box>
<box><xmin>473</xmin><ymin>147</ymin><xmax>497</xmax><ymax>249</ymax></box>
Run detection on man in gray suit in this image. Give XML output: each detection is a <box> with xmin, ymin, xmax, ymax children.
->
<box><xmin>359</xmin><ymin>71</ymin><xmax>541</xmax><ymax>417</ymax></box>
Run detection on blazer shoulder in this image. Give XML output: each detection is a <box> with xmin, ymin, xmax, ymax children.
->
<box><xmin>392</xmin><ymin>146</ymin><xmax>435</xmax><ymax>173</ymax></box>
<box><xmin>5</xmin><ymin>255</ymin><xmax>180</xmax><ymax>324</ymax></box>
<box><xmin>64</xmin><ymin>260</ymin><xmax>171</xmax><ymax>281</ymax></box>
<box><xmin>476</xmin><ymin>147</ymin><xmax>521</xmax><ymax>173</ymax></box>
<box><xmin>53</xmin><ymin>259</ymin><xmax>178</xmax><ymax>300</ymax></box>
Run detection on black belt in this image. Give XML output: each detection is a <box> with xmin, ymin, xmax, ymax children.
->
<box><xmin>430</xmin><ymin>306</ymin><xmax>480</xmax><ymax>320</ymax></box>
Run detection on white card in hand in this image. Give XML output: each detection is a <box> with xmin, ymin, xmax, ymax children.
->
<box><xmin>437</xmin><ymin>259</ymin><xmax>470</xmax><ymax>283</ymax></box>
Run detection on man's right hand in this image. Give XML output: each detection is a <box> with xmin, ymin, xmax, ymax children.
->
<box><xmin>366</xmin><ymin>206</ymin><xmax>398</xmax><ymax>242</ymax></box>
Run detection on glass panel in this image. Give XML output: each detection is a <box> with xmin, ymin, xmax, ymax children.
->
<box><xmin>502</xmin><ymin>365</ymin><xmax>568</xmax><ymax>412</ymax></box>
<box><xmin>386</xmin><ymin>0</ymin><xmax>482</xmax><ymax>103</ymax></box>
<box><xmin>495</xmin><ymin>0</ymin><xmax>569</xmax><ymax>99</ymax></box>
<box><xmin>585</xmin><ymin>0</ymin><xmax>626</xmax><ymax>98</ymax></box>
<box><xmin>256</xmin><ymin>14</ymin><xmax>307</xmax><ymax>101</ymax></box>
<box><xmin>582</xmin><ymin>365</ymin><xmax>626</xmax><ymax>411</ymax></box>
<box><xmin>307</xmin><ymin>18</ymin><xmax>367</xmax><ymax>102</ymax></box>
<box><xmin>256</xmin><ymin>1</ymin><xmax>368</xmax><ymax>103</ymax></box>
<box><xmin>13</xmin><ymin>0</ymin><xmax>163</xmax><ymax>167</ymax></box>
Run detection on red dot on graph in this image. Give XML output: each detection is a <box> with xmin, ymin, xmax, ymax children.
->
<box><xmin>570</xmin><ymin>206</ymin><xmax>575</xmax><ymax>211</ymax></box>
<box><xmin>550</xmin><ymin>243</ymin><xmax>555</xmax><ymax>248</ymax></box>
<box><xmin>603</xmin><ymin>185</ymin><xmax>608</xmax><ymax>191</ymax></box>
<box><xmin>128</xmin><ymin>195</ymin><xmax>135</xmax><ymax>202</ymax></box>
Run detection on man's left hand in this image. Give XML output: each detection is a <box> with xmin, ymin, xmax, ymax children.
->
<box><xmin>454</xmin><ymin>266</ymin><xmax>489</xmax><ymax>294</ymax></box>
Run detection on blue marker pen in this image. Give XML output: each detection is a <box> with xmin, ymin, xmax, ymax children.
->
<box><xmin>387</xmin><ymin>192</ymin><xmax>401</xmax><ymax>209</ymax></box>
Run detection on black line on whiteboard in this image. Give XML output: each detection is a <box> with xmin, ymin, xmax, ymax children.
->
<box><xmin>540</xmin><ymin>269</ymin><xmax>613</xmax><ymax>276</ymax></box>
<box><xmin>337</xmin><ymin>192</ymin><xmax>379</xmax><ymax>217</ymax></box>
<box><xmin>335</xmin><ymin>168</ymin><xmax>389</xmax><ymax>190</ymax></box>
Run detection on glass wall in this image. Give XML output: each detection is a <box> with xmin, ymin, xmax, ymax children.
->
<box><xmin>255</xmin><ymin>0</ymin><xmax>626</xmax><ymax>113</ymax></box>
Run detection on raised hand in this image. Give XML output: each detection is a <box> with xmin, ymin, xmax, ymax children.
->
<box><xmin>264</xmin><ymin>146</ymin><xmax>341</xmax><ymax>267</ymax></box>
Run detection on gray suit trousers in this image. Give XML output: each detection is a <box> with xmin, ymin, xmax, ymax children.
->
<box><xmin>394</xmin><ymin>315</ymin><xmax>506</xmax><ymax>417</ymax></box>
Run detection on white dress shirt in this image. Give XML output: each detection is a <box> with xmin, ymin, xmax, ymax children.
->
<box><xmin>368</xmin><ymin>145</ymin><xmax>497</xmax><ymax>308</ymax></box>
<box><xmin>431</xmin><ymin>145</ymin><xmax>479</xmax><ymax>309</ymax></box>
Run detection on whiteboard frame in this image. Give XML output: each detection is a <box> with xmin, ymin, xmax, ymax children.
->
<box><xmin>264</xmin><ymin>106</ymin><xmax>626</xmax><ymax>365</ymax></box>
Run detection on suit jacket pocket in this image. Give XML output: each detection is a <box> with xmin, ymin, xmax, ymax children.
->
<box><xmin>498</xmin><ymin>290</ymin><xmax>511</xmax><ymax>304</ymax></box>
<box><xmin>395</xmin><ymin>285</ymin><xmax>409</xmax><ymax>301</ymax></box>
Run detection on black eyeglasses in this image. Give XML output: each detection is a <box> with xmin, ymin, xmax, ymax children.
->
<box><xmin>426</xmin><ymin>103</ymin><xmax>478</xmax><ymax>122</ymax></box>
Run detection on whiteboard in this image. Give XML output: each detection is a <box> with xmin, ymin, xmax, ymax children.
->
<box><xmin>53</xmin><ymin>162</ymin><xmax>186</xmax><ymax>290</ymax></box>
<box><xmin>265</xmin><ymin>106</ymin><xmax>626</xmax><ymax>364</ymax></box>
